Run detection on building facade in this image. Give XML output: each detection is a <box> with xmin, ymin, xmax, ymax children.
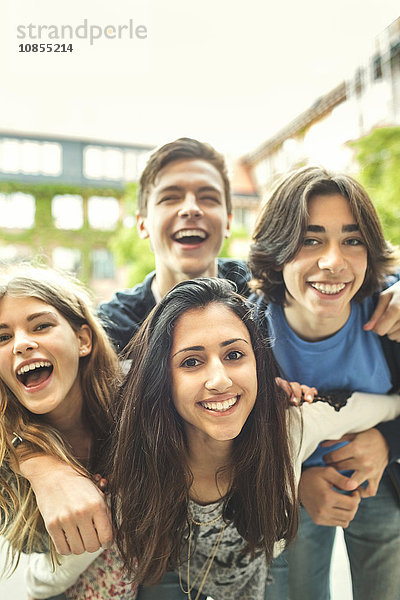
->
<box><xmin>244</xmin><ymin>16</ymin><xmax>400</xmax><ymax>198</ymax></box>
<box><xmin>0</xmin><ymin>131</ymin><xmax>260</xmax><ymax>299</ymax></box>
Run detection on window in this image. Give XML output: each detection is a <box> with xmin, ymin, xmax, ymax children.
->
<box><xmin>104</xmin><ymin>149</ymin><xmax>123</xmax><ymax>180</ymax></box>
<box><xmin>124</xmin><ymin>151</ymin><xmax>138</xmax><ymax>180</ymax></box>
<box><xmin>0</xmin><ymin>193</ymin><xmax>35</xmax><ymax>228</ymax></box>
<box><xmin>0</xmin><ymin>139</ymin><xmax>62</xmax><ymax>175</ymax></box>
<box><xmin>354</xmin><ymin>69</ymin><xmax>364</xmax><ymax>97</ymax></box>
<box><xmin>41</xmin><ymin>143</ymin><xmax>62</xmax><ymax>175</ymax></box>
<box><xmin>390</xmin><ymin>41</ymin><xmax>400</xmax><ymax>72</ymax></box>
<box><xmin>91</xmin><ymin>248</ymin><xmax>115</xmax><ymax>279</ymax></box>
<box><xmin>88</xmin><ymin>196</ymin><xmax>120</xmax><ymax>230</ymax></box>
<box><xmin>84</xmin><ymin>145</ymin><xmax>147</xmax><ymax>181</ymax></box>
<box><xmin>372</xmin><ymin>54</ymin><xmax>383</xmax><ymax>81</ymax></box>
<box><xmin>52</xmin><ymin>195</ymin><xmax>83</xmax><ymax>229</ymax></box>
<box><xmin>0</xmin><ymin>244</ymin><xmax>32</xmax><ymax>262</ymax></box>
<box><xmin>52</xmin><ymin>247</ymin><xmax>81</xmax><ymax>274</ymax></box>
<box><xmin>84</xmin><ymin>146</ymin><xmax>123</xmax><ymax>180</ymax></box>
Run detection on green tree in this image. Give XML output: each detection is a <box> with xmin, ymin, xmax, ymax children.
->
<box><xmin>351</xmin><ymin>127</ymin><xmax>400</xmax><ymax>246</ymax></box>
<box><xmin>109</xmin><ymin>183</ymin><xmax>155</xmax><ymax>286</ymax></box>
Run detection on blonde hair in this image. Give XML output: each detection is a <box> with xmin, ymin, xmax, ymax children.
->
<box><xmin>0</xmin><ymin>263</ymin><xmax>121</xmax><ymax>573</ymax></box>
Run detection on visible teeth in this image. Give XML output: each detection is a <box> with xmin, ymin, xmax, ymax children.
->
<box><xmin>174</xmin><ymin>229</ymin><xmax>206</xmax><ymax>240</ymax></box>
<box><xmin>201</xmin><ymin>396</ymin><xmax>238</xmax><ymax>412</ymax></box>
<box><xmin>17</xmin><ymin>361</ymin><xmax>51</xmax><ymax>376</ymax></box>
<box><xmin>310</xmin><ymin>282</ymin><xmax>346</xmax><ymax>295</ymax></box>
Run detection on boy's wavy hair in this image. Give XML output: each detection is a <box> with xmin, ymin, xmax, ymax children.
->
<box><xmin>249</xmin><ymin>166</ymin><xmax>399</xmax><ymax>303</ymax></box>
<box><xmin>0</xmin><ymin>263</ymin><xmax>120</xmax><ymax>573</ymax></box>
<box><xmin>111</xmin><ymin>277</ymin><xmax>297</xmax><ymax>584</ymax></box>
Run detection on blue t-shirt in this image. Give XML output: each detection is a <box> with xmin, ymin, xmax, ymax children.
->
<box><xmin>266</xmin><ymin>297</ymin><xmax>392</xmax><ymax>468</ymax></box>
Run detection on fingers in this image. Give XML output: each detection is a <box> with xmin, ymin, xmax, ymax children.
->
<box><xmin>47</xmin><ymin>522</ymin><xmax>73</xmax><ymax>555</ymax></box>
<box><xmin>299</xmin><ymin>467</ymin><xmax>361</xmax><ymax>527</ymax></box>
<box><xmin>93</xmin><ymin>473</ymin><xmax>108</xmax><ymax>491</ymax></box>
<box><xmin>275</xmin><ymin>377</ymin><xmax>318</xmax><ymax>405</ymax></box>
<box><xmin>45</xmin><ymin>494</ymin><xmax>113</xmax><ymax>555</ymax></box>
<box><xmin>386</xmin><ymin>326</ymin><xmax>400</xmax><ymax>342</ymax></box>
<box><xmin>359</xmin><ymin>477</ymin><xmax>380</xmax><ymax>498</ymax></box>
<box><xmin>321</xmin><ymin>434</ymin><xmax>353</xmax><ymax>449</ymax></box>
<box><xmin>342</xmin><ymin>471</ymin><xmax>380</xmax><ymax>497</ymax></box>
<box><xmin>275</xmin><ymin>377</ymin><xmax>295</xmax><ymax>402</ymax></box>
<box><xmin>364</xmin><ymin>282</ymin><xmax>400</xmax><ymax>339</ymax></box>
<box><xmin>306</xmin><ymin>489</ymin><xmax>360</xmax><ymax>528</ymax></box>
<box><xmin>300</xmin><ymin>384</ymin><xmax>318</xmax><ymax>404</ymax></box>
<box><xmin>92</xmin><ymin>502</ymin><xmax>114</xmax><ymax>549</ymax></box>
<box><xmin>363</xmin><ymin>292</ymin><xmax>390</xmax><ymax>332</ymax></box>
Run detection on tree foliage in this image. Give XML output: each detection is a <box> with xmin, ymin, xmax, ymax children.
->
<box><xmin>109</xmin><ymin>183</ymin><xmax>155</xmax><ymax>285</ymax></box>
<box><xmin>351</xmin><ymin>127</ymin><xmax>400</xmax><ymax>246</ymax></box>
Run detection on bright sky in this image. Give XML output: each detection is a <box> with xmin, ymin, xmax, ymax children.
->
<box><xmin>1</xmin><ymin>0</ymin><xmax>399</xmax><ymax>156</ymax></box>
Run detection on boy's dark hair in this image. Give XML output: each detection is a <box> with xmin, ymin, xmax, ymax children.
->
<box><xmin>137</xmin><ymin>137</ymin><xmax>232</xmax><ymax>215</ymax></box>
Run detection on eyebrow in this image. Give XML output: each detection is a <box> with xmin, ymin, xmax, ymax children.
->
<box><xmin>157</xmin><ymin>185</ymin><xmax>222</xmax><ymax>196</ymax></box>
<box><xmin>0</xmin><ymin>311</ymin><xmax>57</xmax><ymax>330</ymax></box>
<box><xmin>307</xmin><ymin>224</ymin><xmax>360</xmax><ymax>233</ymax></box>
<box><xmin>171</xmin><ymin>337</ymin><xmax>249</xmax><ymax>358</ymax></box>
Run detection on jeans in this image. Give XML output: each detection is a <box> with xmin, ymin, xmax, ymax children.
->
<box><xmin>136</xmin><ymin>571</ymin><xmax>208</xmax><ymax>600</ymax></box>
<box><xmin>269</xmin><ymin>471</ymin><xmax>400</xmax><ymax>600</ymax></box>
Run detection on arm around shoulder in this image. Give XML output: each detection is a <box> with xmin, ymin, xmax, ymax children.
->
<box><xmin>294</xmin><ymin>390</ymin><xmax>400</xmax><ymax>465</ymax></box>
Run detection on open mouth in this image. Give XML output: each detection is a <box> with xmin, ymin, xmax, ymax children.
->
<box><xmin>16</xmin><ymin>361</ymin><xmax>53</xmax><ymax>388</ymax></box>
<box><xmin>309</xmin><ymin>282</ymin><xmax>346</xmax><ymax>295</ymax></box>
<box><xmin>199</xmin><ymin>395</ymin><xmax>239</xmax><ymax>413</ymax></box>
<box><xmin>173</xmin><ymin>229</ymin><xmax>208</xmax><ymax>245</ymax></box>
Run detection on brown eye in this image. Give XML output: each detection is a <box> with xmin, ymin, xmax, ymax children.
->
<box><xmin>181</xmin><ymin>357</ymin><xmax>200</xmax><ymax>368</ymax></box>
<box><xmin>226</xmin><ymin>350</ymin><xmax>243</xmax><ymax>361</ymax></box>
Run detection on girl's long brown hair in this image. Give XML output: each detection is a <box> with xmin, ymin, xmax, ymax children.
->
<box><xmin>111</xmin><ymin>278</ymin><xmax>298</xmax><ymax>584</ymax></box>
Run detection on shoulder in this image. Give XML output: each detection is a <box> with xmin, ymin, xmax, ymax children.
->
<box><xmin>98</xmin><ymin>271</ymin><xmax>157</xmax><ymax>351</ymax></box>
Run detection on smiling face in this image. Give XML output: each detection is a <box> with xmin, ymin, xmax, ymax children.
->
<box><xmin>282</xmin><ymin>193</ymin><xmax>368</xmax><ymax>340</ymax></box>
<box><xmin>0</xmin><ymin>295</ymin><xmax>92</xmax><ymax>425</ymax></box>
<box><xmin>137</xmin><ymin>159</ymin><xmax>231</xmax><ymax>288</ymax></box>
<box><xmin>170</xmin><ymin>303</ymin><xmax>257</xmax><ymax>447</ymax></box>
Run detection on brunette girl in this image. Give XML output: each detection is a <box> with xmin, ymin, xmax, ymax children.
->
<box><xmin>111</xmin><ymin>277</ymin><xmax>400</xmax><ymax>600</ymax></box>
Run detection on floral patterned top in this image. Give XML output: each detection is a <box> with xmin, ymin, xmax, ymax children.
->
<box><xmin>65</xmin><ymin>546</ymin><xmax>137</xmax><ymax>600</ymax></box>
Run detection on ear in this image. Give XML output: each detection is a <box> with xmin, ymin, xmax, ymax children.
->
<box><xmin>224</xmin><ymin>214</ymin><xmax>232</xmax><ymax>238</ymax></box>
<box><xmin>77</xmin><ymin>324</ymin><xmax>93</xmax><ymax>357</ymax></box>
<box><xmin>136</xmin><ymin>213</ymin><xmax>150</xmax><ymax>240</ymax></box>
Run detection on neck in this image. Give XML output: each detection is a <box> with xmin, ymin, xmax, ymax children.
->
<box><xmin>44</xmin><ymin>394</ymin><xmax>92</xmax><ymax>465</ymax></box>
<box><xmin>186</xmin><ymin>433</ymin><xmax>233</xmax><ymax>504</ymax></box>
<box><xmin>283</xmin><ymin>303</ymin><xmax>351</xmax><ymax>341</ymax></box>
<box><xmin>153</xmin><ymin>261</ymin><xmax>219</xmax><ymax>299</ymax></box>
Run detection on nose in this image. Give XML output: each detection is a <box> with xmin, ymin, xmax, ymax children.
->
<box><xmin>177</xmin><ymin>193</ymin><xmax>203</xmax><ymax>218</ymax></box>
<box><xmin>317</xmin><ymin>242</ymin><xmax>347</xmax><ymax>273</ymax></box>
<box><xmin>13</xmin><ymin>331</ymin><xmax>39</xmax><ymax>355</ymax></box>
<box><xmin>204</xmin><ymin>359</ymin><xmax>232</xmax><ymax>392</ymax></box>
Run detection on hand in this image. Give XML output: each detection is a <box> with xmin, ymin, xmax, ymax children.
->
<box><xmin>363</xmin><ymin>280</ymin><xmax>400</xmax><ymax>341</ymax></box>
<box><xmin>321</xmin><ymin>428</ymin><xmax>389</xmax><ymax>497</ymax></box>
<box><xmin>20</xmin><ymin>455</ymin><xmax>113</xmax><ymax>555</ymax></box>
<box><xmin>298</xmin><ymin>466</ymin><xmax>361</xmax><ymax>527</ymax></box>
<box><xmin>275</xmin><ymin>376</ymin><xmax>318</xmax><ymax>406</ymax></box>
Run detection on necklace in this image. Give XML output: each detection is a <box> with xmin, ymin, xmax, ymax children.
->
<box><xmin>178</xmin><ymin>513</ymin><xmax>226</xmax><ymax>600</ymax></box>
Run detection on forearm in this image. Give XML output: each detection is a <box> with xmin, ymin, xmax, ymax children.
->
<box><xmin>25</xmin><ymin>549</ymin><xmax>103</xmax><ymax>599</ymax></box>
<box><xmin>297</xmin><ymin>391</ymin><xmax>400</xmax><ymax>464</ymax></box>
